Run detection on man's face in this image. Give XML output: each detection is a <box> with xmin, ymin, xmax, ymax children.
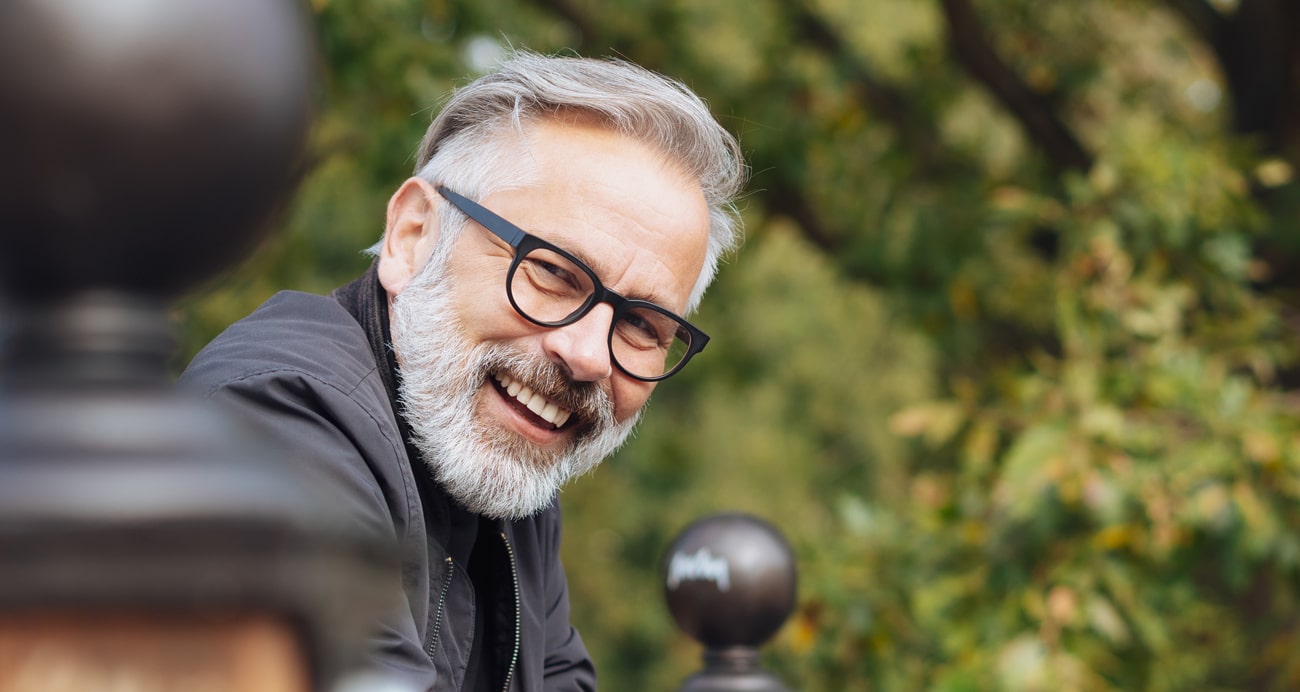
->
<box><xmin>381</xmin><ymin>120</ymin><xmax>711</xmax><ymax>518</ymax></box>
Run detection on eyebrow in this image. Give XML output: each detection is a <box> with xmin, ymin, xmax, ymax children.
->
<box><xmin>558</xmin><ymin>236</ymin><xmax>679</xmax><ymax>308</ymax></box>
<box><xmin>445</xmin><ymin>186</ymin><xmax>684</xmax><ymax>312</ymax></box>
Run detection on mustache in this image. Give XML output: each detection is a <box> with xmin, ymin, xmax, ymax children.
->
<box><xmin>482</xmin><ymin>346</ymin><xmax>614</xmax><ymax>426</ymax></box>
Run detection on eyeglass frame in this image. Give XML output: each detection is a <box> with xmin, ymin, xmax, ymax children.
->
<box><xmin>435</xmin><ymin>185</ymin><xmax>710</xmax><ymax>382</ymax></box>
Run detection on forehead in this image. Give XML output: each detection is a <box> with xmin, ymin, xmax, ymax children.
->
<box><xmin>480</xmin><ymin>121</ymin><xmax>710</xmax><ymax>311</ymax></box>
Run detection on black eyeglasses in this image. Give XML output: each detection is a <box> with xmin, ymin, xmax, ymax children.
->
<box><xmin>436</xmin><ymin>186</ymin><xmax>709</xmax><ymax>382</ymax></box>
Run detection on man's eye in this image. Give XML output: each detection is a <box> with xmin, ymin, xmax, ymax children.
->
<box><xmin>538</xmin><ymin>259</ymin><xmax>572</xmax><ymax>281</ymax></box>
<box><xmin>618</xmin><ymin>311</ymin><xmax>676</xmax><ymax>350</ymax></box>
<box><xmin>525</xmin><ymin>257</ymin><xmax>582</xmax><ymax>291</ymax></box>
<box><xmin>625</xmin><ymin>313</ymin><xmax>660</xmax><ymax>341</ymax></box>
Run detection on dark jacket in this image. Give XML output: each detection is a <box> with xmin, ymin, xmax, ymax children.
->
<box><xmin>180</xmin><ymin>274</ymin><xmax>597</xmax><ymax>692</ymax></box>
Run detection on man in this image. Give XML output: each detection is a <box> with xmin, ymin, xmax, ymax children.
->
<box><xmin>182</xmin><ymin>51</ymin><xmax>745</xmax><ymax>690</ymax></box>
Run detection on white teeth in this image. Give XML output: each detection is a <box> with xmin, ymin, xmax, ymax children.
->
<box><xmin>493</xmin><ymin>372</ymin><xmax>573</xmax><ymax>428</ymax></box>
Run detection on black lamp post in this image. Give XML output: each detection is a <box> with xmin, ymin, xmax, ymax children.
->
<box><xmin>664</xmin><ymin>513</ymin><xmax>798</xmax><ymax>692</ymax></box>
<box><xmin>0</xmin><ymin>1</ymin><xmax>393</xmax><ymax>689</ymax></box>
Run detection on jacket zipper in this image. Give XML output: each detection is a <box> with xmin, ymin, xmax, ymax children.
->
<box><xmin>499</xmin><ymin>531</ymin><xmax>521</xmax><ymax>692</ymax></box>
<box><xmin>428</xmin><ymin>556</ymin><xmax>455</xmax><ymax>659</ymax></box>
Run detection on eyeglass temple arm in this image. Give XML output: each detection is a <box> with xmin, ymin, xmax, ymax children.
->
<box><xmin>436</xmin><ymin>186</ymin><xmax>527</xmax><ymax>247</ymax></box>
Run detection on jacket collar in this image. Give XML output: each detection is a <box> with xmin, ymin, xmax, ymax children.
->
<box><xmin>331</xmin><ymin>263</ymin><xmax>483</xmax><ymax>562</ymax></box>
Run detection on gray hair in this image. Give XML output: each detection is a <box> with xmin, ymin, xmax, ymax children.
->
<box><xmin>404</xmin><ymin>50</ymin><xmax>746</xmax><ymax>314</ymax></box>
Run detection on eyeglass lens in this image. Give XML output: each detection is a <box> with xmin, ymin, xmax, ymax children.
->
<box><xmin>510</xmin><ymin>247</ymin><xmax>693</xmax><ymax>379</ymax></box>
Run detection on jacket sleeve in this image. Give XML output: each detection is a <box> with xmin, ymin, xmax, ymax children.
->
<box><xmin>183</xmin><ymin>364</ymin><xmax>438</xmax><ymax>691</ymax></box>
<box><xmin>540</xmin><ymin>507</ymin><xmax>597</xmax><ymax>691</ymax></box>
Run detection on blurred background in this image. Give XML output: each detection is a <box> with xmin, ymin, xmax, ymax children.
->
<box><xmin>174</xmin><ymin>0</ymin><xmax>1300</xmax><ymax>689</ymax></box>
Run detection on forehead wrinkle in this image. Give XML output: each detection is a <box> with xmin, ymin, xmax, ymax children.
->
<box><xmin>576</xmin><ymin>171</ymin><xmax>700</xmax><ymax>302</ymax></box>
<box><xmin>498</xmin><ymin>122</ymin><xmax>706</xmax><ymax>312</ymax></box>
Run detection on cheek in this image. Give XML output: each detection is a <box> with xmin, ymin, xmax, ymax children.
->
<box><xmin>611</xmin><ymin>379</ymin><xmax>655</xmax><ymax>423</ymax></box>
<box><xmin>449</xmin><ymin>268</ymin><xmax>526</xmax><ymax>339</ymax></box>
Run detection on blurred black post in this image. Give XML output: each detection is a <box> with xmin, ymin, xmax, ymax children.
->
<box><xmin>664</xmin><ymin>513</ymin><xmax>798</xmax><ymax>692</ymax></box>
<box><xmin>0</xmin><ymin>1</ymin><xmax>393</xmax><ymax>689</ymax></box>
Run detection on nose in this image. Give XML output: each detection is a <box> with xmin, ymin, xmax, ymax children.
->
<box><xmin>541</xmin><ymin>303</ymin><xmax>615</xmax><ymax>382</ymax></box>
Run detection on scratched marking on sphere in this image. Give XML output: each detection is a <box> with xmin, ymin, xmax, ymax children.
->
<box><xmin>667</xmin><ymin>548</ymin><xmax>731</xmax><ymax>592</ymax></box>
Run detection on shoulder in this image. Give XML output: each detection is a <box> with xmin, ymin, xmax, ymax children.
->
<box><xmin>178</xmin><ymin>291</ymin><xmax>420</xmax><ymax>547</ymax></box>
<box><xmin>181</xmin><ymin>291</ymin><xmax>378</xmax><ymax>397</ymax></box>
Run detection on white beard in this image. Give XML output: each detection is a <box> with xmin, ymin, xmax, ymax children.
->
<box><xmin>389</xmin><ymin>257</ymin><xmax>640</xmax><ymax>519</ymax></box>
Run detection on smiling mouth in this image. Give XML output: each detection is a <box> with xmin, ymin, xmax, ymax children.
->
<box><xmin>491</xmin><ymin>371</ymin><xmax>574</xmax><ymax>430</ymax></box>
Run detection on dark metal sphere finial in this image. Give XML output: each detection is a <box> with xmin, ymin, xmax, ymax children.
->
<box><xmin>664</xmin><ymin>513</ymin><xmax>798</xmax><ymax>692</ymax></box>
<box><xmin>0</xmin><ymin>0</ymin><xmax>314</xmax><ymax>301</ymax></box>
<box><xmin>0</xmin><ymin>2</ymin><xmax>396</xmax><ymax>689</ymax></box>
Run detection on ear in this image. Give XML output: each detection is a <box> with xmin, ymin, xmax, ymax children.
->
<box><xmin>377</xmin><ymin>177</ymin><xmax>442</xmax><ymax>296</ymax></box>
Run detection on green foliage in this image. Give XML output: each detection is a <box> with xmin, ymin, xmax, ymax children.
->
<box><xmin>176</xmin><ymin>0</ymin><xmax>1300</xmax><ymax>689</ymax></box>
<box><xmin>859</xmin><ymin>142</ymin><xmax>1300</xmax><ymax>689</ymax></box>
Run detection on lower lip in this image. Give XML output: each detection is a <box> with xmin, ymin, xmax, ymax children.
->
<box><xmin>487</xmin><ymin>378</ymin><xmax>569</xmax><ymax>444</ymax></box>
